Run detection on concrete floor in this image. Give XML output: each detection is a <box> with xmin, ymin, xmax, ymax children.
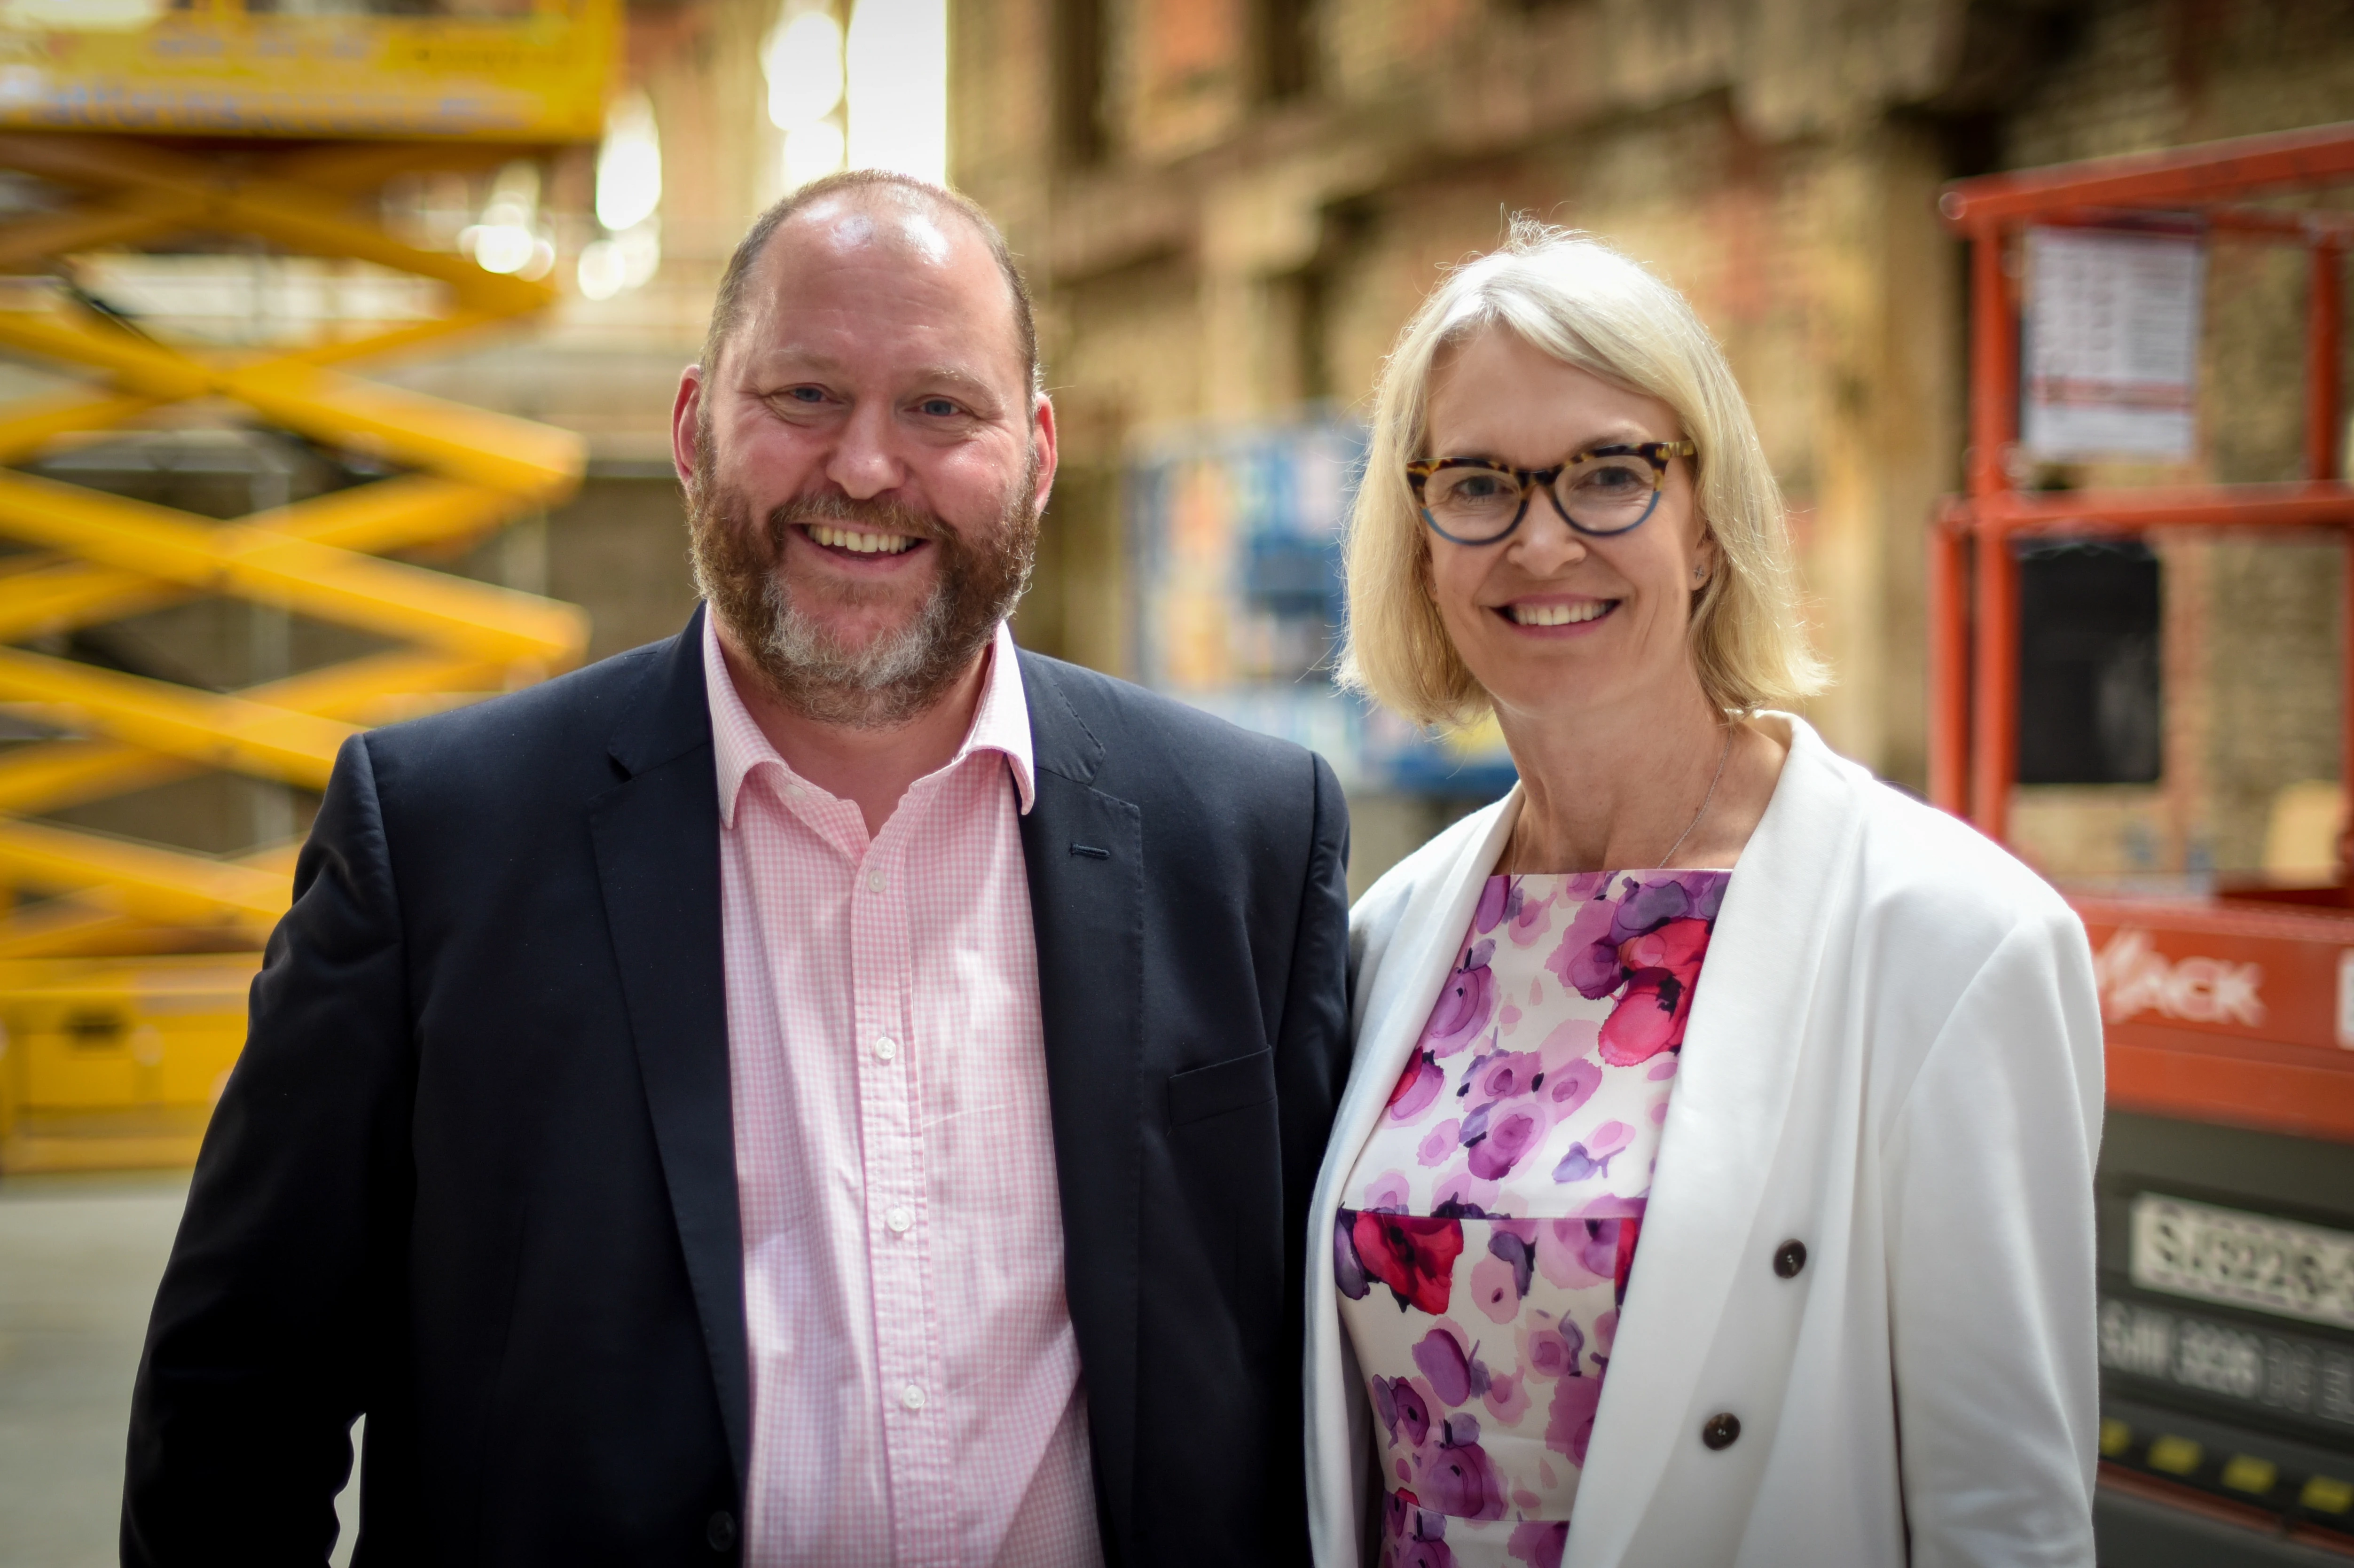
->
<box><xmin>0</xmin><ymin>1170</ymin><xmax>356</xmax><ymax>1567</ymax></box>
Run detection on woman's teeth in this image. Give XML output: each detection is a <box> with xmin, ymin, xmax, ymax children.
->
<box><xmin>808</xmin><ymin>525</ymin><xmax>916</xmax><ymax>555</ymax></box>
<box><xmin>1510</xmin><ymin>601</ymin><xmax>1609</xmax><ymax>626</ymax></box>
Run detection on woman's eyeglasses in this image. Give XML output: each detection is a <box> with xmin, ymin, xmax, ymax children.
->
<box><xmin>1406</xmin><ymin>440</ymin><xmax>1696</xmax><ymax>545</ymax></box>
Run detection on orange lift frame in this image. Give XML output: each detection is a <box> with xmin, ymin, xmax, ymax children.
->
<box><xmin>1934</xmin><ymin>121</ymin><xmax>2354</xmax><ymax>1144</ymax></box>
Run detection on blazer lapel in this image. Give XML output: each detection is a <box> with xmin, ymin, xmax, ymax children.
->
<box><xmin>1014</xmin><ymin>652</ymin><xmax>1146</xmax><ymax>1555</ymax></box>
<box><xmin>1562</xmin><ymin>716</ymin><xmax>1866</xmax><ymax>1568</ymax></box>
<box><xmin>586</xmin><ymin>605</ymin><xmax>751</xmax><ymax>1490</ymax></box>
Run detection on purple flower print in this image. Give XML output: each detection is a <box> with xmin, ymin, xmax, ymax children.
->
<box><xmin>1372</xmin><ymin>1375</ymin><xmax>1400</xmax><ymax>1441</ymax></box>
<box><xmin>1545</xmin><ymin>1371</ymin><xmax>1603</xmax><ymax>1467</ymax></box>
<box><xmin>1465</xmin><ymin>1106</ymin><xmax>1543</xmax><ymax>1181</ymax></box>
<box><xmin>1551</xmin><ymin>1120</ymin><xmax>1633</xmax><ymax>1186</ymax></box>
<box><xmin>1474</xmin><ymin>876</ymin><xmax>1513</xmax><ymax>934</ymax></box>
<box><xmin>1489</xmin><ymin>1226</ymin><xmax>1535</xmax><ymax>1296</ymax></box>
<box><xmin>1354</xmin><ymin>1212</ymin><xmax>1465</xmax><ymax>1315</ymax></box>
<box><xmin>1334</xmin><ymin>1210</ymin><xmax>1370</xmax><ymax>1301</ymax></box>
<box><xmin>1421</xmin><ymin>940</ymin><xmax>1498</xmax><ymax>1058</ymax></box>
<box><xmin>1413</xmin><ymin>1328</ymin><xmax>1472</xmax><ymax>1405</ymax></box>
<box><xmin>1471</xmin><ymin>1050</ymin><xmax>1542</xmax><ymax>1102</ymax></box>
<box><xmin>1392</xmin><ymin>1379</ymin><xmax>1432</xmax><ymax>1446</ymax></box>
<box><xmin>1509</xmin><ymin>1521</ymin><xmax>1570</xmax><ymax>1568</ymax></box>
<box><xmin>1425</xmin><ymin>1414</ymin><xmax>1507</xmax><ymax>1520</ymax></box>
<box><xmin>1543</xmin><ymin>894</ymin><xmax>1625</xmax><ymax>1000</ymax></box>
<box><xmin>1387</xmin><ymin>1050</ymin><xmax>1444</xmax><ymax>1121</ymax></box>
<box><xmin>1597</xmin><ymin>917</ymin><xmax>1712</xmax><ymax>1065</ymax></box>
<box><xmin>1397</xmin><ymin>1533</ymin><xmax>1457</xmax><ymax>1568</ymax></box>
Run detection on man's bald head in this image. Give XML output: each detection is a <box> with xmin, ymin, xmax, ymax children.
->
<box><xmin>700</xmin><ymin>170</ymin><xmax>1039</xmax><ymax>398</ymax></box>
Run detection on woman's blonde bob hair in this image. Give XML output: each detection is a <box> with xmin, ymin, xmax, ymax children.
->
<box><xmin>1340</xmin><ymin>217</ymin><xmax>1826</xmax><ymax>727</ymax></box>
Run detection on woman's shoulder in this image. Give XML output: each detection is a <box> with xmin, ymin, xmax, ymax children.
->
<box><xmin>1776</xmin><ymin>717</ymin><xmax>2082</xmax><ymax>958</ymax></box>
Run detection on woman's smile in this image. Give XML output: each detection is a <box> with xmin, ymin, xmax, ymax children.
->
<box><xmin>1499</xmin><ymin>596</ymin><xmax>1616</xmax><ymax>630</ymax></box>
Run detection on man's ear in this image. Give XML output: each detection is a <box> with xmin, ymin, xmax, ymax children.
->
<box><xmin>1028</xmin><ymin>392</ymin><xmax>1060</xmax><ymax>515</ymax></box>
<box><xmin>671</xmin><ymin>364</ymin><xmax>706</xmax><ymax>493</ymax></box>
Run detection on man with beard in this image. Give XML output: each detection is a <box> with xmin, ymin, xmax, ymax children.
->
<box><xmin>121</xmin><ymin>171</ymin><xmax>1350</xmax><ymax>1568</ymax></box>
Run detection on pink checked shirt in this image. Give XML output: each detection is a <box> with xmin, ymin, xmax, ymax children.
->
<box><xmin>705</xmin><ymin>616</ymin><xmax>1103</xmax><ymax>1568</ymax></box>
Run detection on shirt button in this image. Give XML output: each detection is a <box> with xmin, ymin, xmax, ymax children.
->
<box><xmin>885</xmin><ymin>1206</ymin><xmax>912</xmax><ymax>1234</ymax></box>
<box><xmin>866</xmin><ymin>868</ymin><xmax>887</xmax><ymax>893</ymax></box>
<box><xmin>1702</xmin><ymin>1412</ymin><xmax>1741</xmax><ymax>1450</ymax></box>
<box><xmin>873</xmin><ymin>1035</ymin><xmax>897</xmax><ymax>1063</ymax></box>
<box><xmin>901</xmin><ymin>1382</ymin><xmax>927</xmax><ymax>1411</ymax></box>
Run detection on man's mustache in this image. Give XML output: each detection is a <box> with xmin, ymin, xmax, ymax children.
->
<box><xmin>763</xmin><ymin>492</ymin><xmax>954</xmax><ymax>554</ymax></box>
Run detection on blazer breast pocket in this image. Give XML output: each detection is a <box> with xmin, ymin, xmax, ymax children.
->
<box><xmin>1167</xmin><ymin>1047</ymin><xmax>1278</xmax><ymax>1128</ymax></box>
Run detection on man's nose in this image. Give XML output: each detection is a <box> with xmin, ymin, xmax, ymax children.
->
<box><xmin>823</xmin><ymin>400</ymin><xmax>906</xmax><ymax>500</ymax></box>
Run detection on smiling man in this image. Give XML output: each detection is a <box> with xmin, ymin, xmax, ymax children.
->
<box><xmin>121</xmin><ymin>172</ymin><xmax>1351</xmax><ymax>1568</ymax></box>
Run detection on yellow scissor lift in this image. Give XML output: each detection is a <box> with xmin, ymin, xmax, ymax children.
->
<box><xmin>0</xmin><ymin>0</ymin><xmax>619</xmax><ymax>1171</ymax></box>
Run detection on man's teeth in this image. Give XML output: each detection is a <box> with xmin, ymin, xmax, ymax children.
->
<box><xmin>1511</xmin><ymin>601</ymin><xmax>1609</xmax><ymax>627</ymax></box>
<box><xmin>808</xmin><ymin>525</ymin><xmax>916</xmax><ymax>555</ymax></box>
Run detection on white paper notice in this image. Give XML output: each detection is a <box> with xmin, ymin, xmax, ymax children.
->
<box><xmin>2024</xmin><ymin>227</ymin><xmax>2205</xmax><ymax>460</ymax></box>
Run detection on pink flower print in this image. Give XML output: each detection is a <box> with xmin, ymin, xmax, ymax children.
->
<box><xmin>1537</xmin><ymin>1218</ymin><xmax>1611</xmax><ymax>1290</ymax></box>
<box><xmin>1465</xmin><ymin>1105</ymin><xmax>1543</xmax><ymax>1180</ymax></box>
<box><xmin>1468</xmin><ymin>1254</ymin><xmax>1522</xmax><ymax>1325</ymax></box>
<box><xmin>1417</xmin><ymin>1119</ymin><xmax>1462</xmax><ymax>1168</ymax></box>
<box><xmin>1509</xmin><ymin>1521</ymin><xmax>1570</xmax><ymax>1568</ymax></box>
<box><xmin>1597</xmin><ymin>917</ymin><xmax>1712</xmax><ymax>1065</ymax></box>
<box><xmin>1426</xmin><ymin>1413</ymin><xmax>1507</xmax><ymax>1520</ymax></box>
<box><xmin>1363</xmin><ymin>1171</ymin><xmax>1412</xmax><ymax>1210</ymax></box>
<box><xmin>1383</xmin><ymin>1490</ymin><xmax>1459</xmax><ymax>1568</ymax></box>
<box><xmin>1611</xmin><ymin>1214</ymin><xmax>1645</xmax><ymax>1305</ymax></box>
<box><xmin>1522</xmin><ymin>1315</ymin><xmax>1585</xmax><ymax>1379</ymax></box>
<box><xmin>1422</xmin><ymin>940</ymin><xmax>1497</xmax><ymax>1057</ymax></box>
<box><xmin>1353</xmin><ymin>1211</ymin><xmax>1465</xmax><ymax>1315</ymax></box>
<box><xmin>1545</xmin><ymin>1372</ymin><xmax>1603</xmax><ymax>1467</ymax></box>
<box><xmin>1372</xmin><ymin>1374</ymin><xmax>1400</xmax><ymax>1442</ymax></box>
<box><xmin>1508</xmin><ymin>886</ymin><xmax>1560</xmax><ymax>947</ymax></box>
<box><xmin>1388</xmin><ymin>1050</ymin><xmax>1444</xmax><ymax>1121</ymax></box>
<box><xmin>1479</xmin><ymin>1220</ymin><xmax>1540</xmax><ymax>1310</ymax></box>
<box><xmin>1543</xmin><ymin>1057</ymin><xmax>1601</xmax><ymax>1116</ymax></box>
<box><xmin>1483</xmin><ymin>1368</ymin><xmax>1531</xmax><ymax>1424</ymax></box>
<box><xmin>1413</xmin><ymin>1327</ymin><xmax>1473</xmax><ymax>1405</ymax></box>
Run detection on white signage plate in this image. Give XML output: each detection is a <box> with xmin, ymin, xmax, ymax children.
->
<box><xmin>2023</xmin><ymin>226</ymin><xmax>2205</xmax><ymax>460</ymax></box>
<box><xmin>2131</xmin><ymin>1193</ymin><xmax>2354</xmax><ymax>1331</ymax></box>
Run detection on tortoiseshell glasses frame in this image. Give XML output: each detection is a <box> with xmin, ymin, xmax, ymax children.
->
<box><xmin>1405</xmin><ymin>440</ymin><xmax>1697</xmax><ymax>546</ymax></box>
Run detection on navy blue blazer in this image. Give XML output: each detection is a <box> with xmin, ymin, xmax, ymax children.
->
<box><xmin>122</xmin><ymin>607</ymin><xmax>1351</xmax><ymax>1567</ymax></box>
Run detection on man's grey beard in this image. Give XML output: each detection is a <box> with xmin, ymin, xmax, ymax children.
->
<box><xmin>686</xmin><ymin>440</ymin><xmax>1039</xmax><ymax>730</ymax></box>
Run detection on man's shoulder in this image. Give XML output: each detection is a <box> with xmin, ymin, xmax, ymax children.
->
<box><xmin>361</xmin><ymin>629</ymin><xmax>692</xmax><ymax>801</ymax></box>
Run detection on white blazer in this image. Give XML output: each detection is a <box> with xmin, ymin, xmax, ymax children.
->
<box><xmin>1306</xmin><ymin>715</ymin><xmax>2104</xmax><ymax>1567</ymax></box>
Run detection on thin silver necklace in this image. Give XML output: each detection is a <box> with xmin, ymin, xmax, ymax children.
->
<box><xmin>1655</xmin><ymin>726</ymin><xmax>1734</xmax><ymax>869</ymax></box>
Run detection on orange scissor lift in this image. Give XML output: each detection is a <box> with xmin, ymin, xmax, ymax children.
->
<box><xmin>1936</xmin><ymin>125</ymin><xmax>2354</xmax><ymax>1555</ymax></box>
<box><xmin>0</xmin><ymin>1</ymin><xmax>616</xmax><ymax>1173</ymax></box>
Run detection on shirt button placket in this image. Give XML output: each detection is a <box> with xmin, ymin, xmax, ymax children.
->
<box><xmin>859</xmin><ymin>839</ymin><xmax>939</xmax><ymax>1551</ymax></box>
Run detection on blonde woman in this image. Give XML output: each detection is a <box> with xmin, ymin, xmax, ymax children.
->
<box><xmin>1307</xmin><ymin>221</ymin><xmax>2103</xmax><ymax>1568</ymax></box>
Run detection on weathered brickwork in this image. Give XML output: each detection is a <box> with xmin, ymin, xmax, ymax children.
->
<box><xmin>953</xmin><ymin>0</ymin><xmax>2354</xmax><ymax>887</ymax></box>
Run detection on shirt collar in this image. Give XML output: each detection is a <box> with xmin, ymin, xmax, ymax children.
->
<box><xmin>702</xmin><ymin>612</ymin><xmax>1036</xmax><ymax>828</ymax></box>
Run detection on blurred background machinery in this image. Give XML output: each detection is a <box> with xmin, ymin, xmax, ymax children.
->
<box><xmin>0</xmin><ymin>0</ymin><xmax>614</xmax><ymax>1173</ymax></box>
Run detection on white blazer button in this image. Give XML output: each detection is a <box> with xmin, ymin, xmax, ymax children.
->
<box><xmin>1702</xmin><ymin>1412</ymin><xmax>1741</xmax><ymax>1450</ymax></box>
<box><xmin>1774</xmin><ymin>1239</ymin><xmax>1807</xmax><ymax>1278</ymax></box>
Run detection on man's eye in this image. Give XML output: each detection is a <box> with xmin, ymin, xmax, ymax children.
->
<box><xmin>917</xmin><ymin>398</ymin><xmax>961</xmax><ymax>417</ymax></box>
<box><xmin>784</xmin><ymin>386</ymin><xmax>826</xmax><ymax>403</ymax></box>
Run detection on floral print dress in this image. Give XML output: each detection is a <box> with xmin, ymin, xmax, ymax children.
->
<box><xmin>1334</xmin><ymin>868</ymin><xmax>1731</xmax><ymax>1568</ymax></box>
